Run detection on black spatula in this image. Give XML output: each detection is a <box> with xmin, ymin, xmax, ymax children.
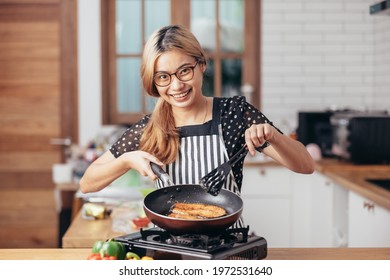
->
<box><xmin>199</xmin><ymin>144</ymin><xmax>248</xmax><ymax>196</ymax></box>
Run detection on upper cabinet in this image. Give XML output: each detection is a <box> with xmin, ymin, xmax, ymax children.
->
<box><xmin>101</xmin><ymin>0</ymin><xmax>260</xmax><ymax>125</ymax></box>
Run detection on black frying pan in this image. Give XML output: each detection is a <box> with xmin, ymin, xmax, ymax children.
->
<box><xmin>143</xmin><ymin>163</ymin><xmax>243</xmax><ymax>235</ymax></box>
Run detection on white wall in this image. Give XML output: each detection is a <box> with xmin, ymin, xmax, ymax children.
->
<box><xmin>78</xmin><ymin>0</ymin><xmax>390</xmax><ymax>144</ymax></box>
<box><xmin>78</xmin><ymin>0</ymin><xmax>102</xmax><ymax>146</ymax></box>
<box><xmin>261</xmin><ymin>0</ymin><xmax>390</xmax><ymax>132</ymax></box>
<box><xmin>373</xmin><ymin>3</ymin><xmax>390</xmax><ymax>109</ymax></box>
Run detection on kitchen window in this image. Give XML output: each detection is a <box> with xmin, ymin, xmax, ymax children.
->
<box><xmin>101</xmin><ymin>0</ymin><xmax>260</xmax><ymax>125</ymax></box>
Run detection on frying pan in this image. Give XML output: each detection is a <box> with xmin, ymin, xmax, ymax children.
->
<box><xmin>143</xmin><ymin>163</ymin><xmax>243</xmax><ymax>235</ymax></box>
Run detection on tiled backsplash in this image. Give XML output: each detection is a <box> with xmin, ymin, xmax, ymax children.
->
<box><xmin>261</xmin><ymin>0</ymin><xmax>390</xmax><ymax>132</ymax></box>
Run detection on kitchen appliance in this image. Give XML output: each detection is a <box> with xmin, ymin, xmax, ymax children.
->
<box><xmin>330</xmin><ymin>111</ymin><xmax>390</xmax><ymax>164</ymax></box>
<box><xmin>114</xmin><ymin>226</ymin><xmax>267</xmax><ymax>260</ymax></box>
<box><xmin>366</xmin><ymin>179</ymin><xmax>390</xmax><ymax>192</ymax></box>
<box><xmin>370</xmin><ymin>0</ymin><xmax>390</xmax><ymax>15</ymax></box>
<box><xmin>297</xmin><ymin>111</ymin><xmax>335</xmax><ymax>156</ymax></box>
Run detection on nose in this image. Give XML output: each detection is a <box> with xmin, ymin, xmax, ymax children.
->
<box><xmin>170</xmin><ymin>74</ymin><xmax>184</xmax><ymax>90</ymax></box>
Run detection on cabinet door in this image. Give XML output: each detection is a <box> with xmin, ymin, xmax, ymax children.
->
<box><xmin>348</xmin><ymin>191</ymin><xmax>390</xmax><ymax>247</ymax></box>
<box><xmin>241</xmin><ymin>166</ymin><xmax>292</xmax><ymax>247</ymax></box>
<box><xmin>242</xmin><ymin>166</ymin><xmax>292</xmax><ymax>196</ymax></box>
<box><xmin>309</xmin><ymin>172</ymin><xmax>334</xmax><ymax>247</ymax></box>
<box><xmin>290</xmin><ymin>172</ymin><xmax>312</xmax><ymax>247</ymax></box>
<box><xmin>308</xmin><ymin>172</ymin><xmax>348</xmax><ymax>247</ymax></box>
<box><xmin>242</xmin><ymin>197</ymin><xmax>291</xmax><ymax>247</ymax></box>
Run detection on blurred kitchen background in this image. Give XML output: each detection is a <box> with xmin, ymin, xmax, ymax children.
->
<box><xmin>78</xmin><ymin>0</ymin><xmax>390</xmax><ymax>147</ymax></box>
<box><xmin>0</xmin><ymin>0</ymin><xmax>389</xmax><ymax>249</ymax></box>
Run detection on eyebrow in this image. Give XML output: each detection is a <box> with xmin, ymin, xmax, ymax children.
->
<box><xmin>155</xmin><ymin>62</ymin><xmax>194</xmax><ymax>73</ymax></box>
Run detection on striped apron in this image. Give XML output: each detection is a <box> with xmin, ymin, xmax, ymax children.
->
<box><xmin>155</xmin><ymin>106</ymin><xmax>245</xmax><ymax>229</ymax></box>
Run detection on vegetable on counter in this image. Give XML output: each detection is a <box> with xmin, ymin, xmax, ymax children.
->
<box><xmin>125</xmin><ymin>252</ymin><xmax>140</xmax><ymax>260</ymax></box>
<box><xmin>131</xmin><ymin>216</ymin><xmax>151</xmax><ymax>229</ymax></box>
<box><xmin>92</xmin><ymin>240</ymin><xmax>104</xmax><ymax>254</ymax></box>
<box><xmin>100</xmin><ymin>240</ymin><xmax>126</xmax><ymax>260</ymax></box>
<box><xmin>87</xmin><ymin>239</ymin><xmax>126</xmax><ymax>260</ymax></box>
<box><xmin>87</xmin><ymin>239</ymin><xmax>154</xmax><ymax>260</ymax></box>
<box><xmin>130</xmin><ymin>207</ymin><xmax>152</xmax><ymax>230</ymax></box>
<box><xmin>87</xmin><ymin>253</ymin><xmax>116</xmax><ymax>260</ymax></box>
<box><xmin>83</xmin><ymin>203</ymin><xmax>111</xmax><ymax>220</ymax></box>
<box><xmin>125</xmin><ymin>252</ymin><xmax>154</xmax><ymax>260</ymax></box>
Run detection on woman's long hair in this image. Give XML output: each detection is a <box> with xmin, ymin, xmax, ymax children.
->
<box><xmin>139</xmin><ymin>25</ymin><xmax>207</xmax><ymax>164</ymax></box>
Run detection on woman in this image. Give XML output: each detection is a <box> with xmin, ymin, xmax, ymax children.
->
<box><xmin>80</xmin><ymin>25</ymin><xmax>314</xmax><ymax>224</ymax></box>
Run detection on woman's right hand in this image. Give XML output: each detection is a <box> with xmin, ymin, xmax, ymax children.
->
<box><xmin>120</xmin><ymin>150</ymin><xmax>164</xmax><ymax>181</ymax></box>
<box><xmin>80</xmin><ymin>150</ymin><xmax>164</xmax><ymax>194</ymax></box>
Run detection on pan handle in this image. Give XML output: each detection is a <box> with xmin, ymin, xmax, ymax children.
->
<box><xmin>150</xmin><ymin>162</ymin><xmax>174</xmax><ymax>186</ymax></box>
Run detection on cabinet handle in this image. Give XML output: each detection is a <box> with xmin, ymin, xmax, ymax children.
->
<box><xmin>363</xmin><ymin>201</ymin><xmax>375</xmax><ymax>211</ymax></box>
<box><xmin>258</xmin><ymin>168</ymin><xmax>266</xmax><ymax>176</ymax></box>
<box><xmin>50</xmin><ymin>137</ymin><xmax>72</xmax><ymax>146</ymax></box>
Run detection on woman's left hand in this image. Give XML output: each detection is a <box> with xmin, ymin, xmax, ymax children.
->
<box><xmin>244</xmin><ymin>123</ymin><xmax>315</xmax><ymax>174</ymax></box>
<box><xmin>244</xmin><ymin>123</ymin><xmax>277</xmax><ymax>156</ymax></box>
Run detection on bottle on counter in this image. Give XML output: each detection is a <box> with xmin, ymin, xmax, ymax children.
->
<box><xmin>73</xmin><ymin>155</ymin><xmax>90</xmax><ymax>183</ymax></box>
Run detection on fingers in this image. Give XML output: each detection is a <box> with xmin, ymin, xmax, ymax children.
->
<box><xmin>143</xmin><ymin>154</ymin><xmax>164</xmax><ymax>181</ymax></box>
<box><xmin>145</xmin><ymin>169</ymin><xmax>158</xmax><ymax>181</ymax></box>
<box><xmin>245</xmin><ymin>129</ymin><xmax>256</xmax><ymax>156</ymax></box>
<box><xmin>141</xmin><ymin>158</ymin><xmax>160</xmax><ymax>181</ymax></box>
<box><xmin>263</xmin><ymin>124</ymin><xmax>272</xmax><ymax>141</ymax></box>
<box><xmin>137</xmin><ymin>163</ymin><xmax>158</xmax><ymax>181</ymax></box>
<box><xmin>125</xmin><ymin>151</ymin><xmax>163</xmax><ymax>181</ymax></box>
<box><xmin>144</xmin><ymin>153</ymin><xmax>164</xmax><ymax>166</ymax></box>
<box><xmin>245</xmin><ymin>124</ymin><xmax>271</xmax><ymax>156</ymax></box>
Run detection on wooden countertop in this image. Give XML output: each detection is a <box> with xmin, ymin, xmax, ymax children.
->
<box><xmin>314</xmin><ymin>158</ymin><xmax>390</xmax><ymax>211</ymax></box>
<box><xmin>62</xmin><ymin>210</ymin><xmax>128</xmax><ymax>248</ymax></box>
<box><xmin>0</xmin><ymin>248</ymin><xmax>389</xmax><ymax>260</ymax></box>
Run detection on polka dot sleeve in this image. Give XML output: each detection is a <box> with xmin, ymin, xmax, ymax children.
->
<box><xmin>219</xmin><ymin>96</ymin><xmax>282</xmax><ymax>190</ymax></box>
<box><xmin>220</xmin><ymin>96</ymin><xmax>282</xmax><ymax>156</ymax></box>
<box><xmin>109</xmin><ymin>115</ymin><xmax>151</xmax><ymax>158</ymax></box>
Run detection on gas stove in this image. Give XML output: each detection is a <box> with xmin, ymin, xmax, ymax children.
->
<box><xmin>114</xmin><ymin>226</ymin><xmax>267</xmax><ymax>260</ymax></box>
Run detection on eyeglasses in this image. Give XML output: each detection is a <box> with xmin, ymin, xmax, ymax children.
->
<box><xmin>153</xmin><ymin>61</ymin><xmax>199</xmax><ymax>87</ymax></box>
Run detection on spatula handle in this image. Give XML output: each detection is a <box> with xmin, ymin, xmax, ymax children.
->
<box><xmin>228</xmin><ymin>144</ymin><xmax>248</xmax><ymax>166</ymax></box>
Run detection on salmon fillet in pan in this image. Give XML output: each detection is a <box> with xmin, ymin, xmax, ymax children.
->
<box><xmin>168</xmin><ymin>203</ymin><xmax>227</xmax><ymax>219</ymax></box>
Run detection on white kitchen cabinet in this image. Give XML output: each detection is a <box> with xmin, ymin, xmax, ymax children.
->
<box><xmin>308</xmin><ymin>172</ymin><xmax>348</xmax><ymax>247</ymax></box>
<box><xmin>241</xmin><ymin>165</ymin><xmax>350</xmax><ymax>248</ymax></box>
<box><xmin>290</xmin><ymin>172</ymin><xmax>312</xmax><ymax>247</ymax></box>
<box><xmin>348</xmin><ymin>191</ymin><xmax>390</xmax><ymax>247</ymax></box>
<box><xmin>241</xmin><ymin>166</ymin><xmax>293</xmax><ymax>248</ymax></box>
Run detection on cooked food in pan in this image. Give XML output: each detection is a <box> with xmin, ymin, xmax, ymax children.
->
<box><xmin>168</xmin><ymin>212</ymin><xmax>203</xmax><ymax>220</ymax></box>
<box><xmin>167</xmin><ymin>202</ymin><xmax>227</xmax><ymax>220</ymax></box>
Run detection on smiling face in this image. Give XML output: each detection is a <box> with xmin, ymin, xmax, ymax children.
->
<box><xmin>154</xmin><ymin>50</ymin><xmax>205</xmax><ymax>110</ymax></box>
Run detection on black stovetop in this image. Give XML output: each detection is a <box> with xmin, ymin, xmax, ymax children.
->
<box><xmin>114</xmin><ymin>227</ymin><xmax>267</xmax><ymax>260</ymax></box>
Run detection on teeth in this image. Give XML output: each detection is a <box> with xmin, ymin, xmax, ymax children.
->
<box><xmin>171</xmin><ymin>90</ymin><xmax>189</xmax><ymax>99</ymax></box>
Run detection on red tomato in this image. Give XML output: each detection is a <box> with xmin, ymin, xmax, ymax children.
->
<box><xmin>132</xmin><ymin>217</ymin><xmax>150</xmax><ymax>228</ymax></box>
<box><xmin>87</xmin><ymin>253</ymin><xmax>102</xmax><ymax>260</ymax></box>
<box><xmin>103</xmin><ymin>256</ymin><xmax>117</xmax><ymax>260</ymax></box>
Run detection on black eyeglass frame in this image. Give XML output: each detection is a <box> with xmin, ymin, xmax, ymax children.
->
<box><xmin>153</xmin><ymin>61</ymin><xmax>199</xmax><ymax>87</ymax></box>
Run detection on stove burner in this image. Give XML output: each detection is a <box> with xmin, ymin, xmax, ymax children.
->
<box><xmin>113</xmin><ymin>226</ymin><xmax>267</xmax><ymax>260</ymax></box>
<box><xmin>173</xmin><ymin>234</ymin><xmax>235</xmax><ymax>249</ymax></box>
<box><xmin>140</xmin><ymin>227</ymin><xmax>249</xmax><ymax>251</ymax></box>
